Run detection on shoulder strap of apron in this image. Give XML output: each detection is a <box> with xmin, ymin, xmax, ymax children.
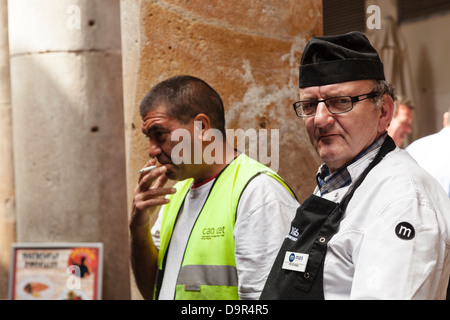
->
<box><xmin>339</xmin><ymin>134</ymin><xmax>396</xmax><ymax>211</ymax></box>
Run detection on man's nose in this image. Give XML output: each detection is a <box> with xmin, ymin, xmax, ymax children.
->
<box><xmin>314</xmin><ymin>102</ymin><xmax>334</xmax><ymax>127</ymax></box>
<box><xmin>148</xmin><ymin>140</ymin><xmax>162</xmax><ymax>158</ymax></box>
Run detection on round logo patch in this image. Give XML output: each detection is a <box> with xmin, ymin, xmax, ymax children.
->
<box><xmin>395</xmin><ymin>222</ymin><xmax>415</xmax><ymax>240</ymax></box>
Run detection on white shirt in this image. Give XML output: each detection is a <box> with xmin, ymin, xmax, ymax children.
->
<box><xmin>152</xmin><ymin>174</ymin><xmax>298</xmax><ymax>300</ymax></box>
<box><xmin>406</xmin><ymin>127</ymin><xmax>450</xmax><ymax>197</ymax></box>
<box><xmin>315</xmin><ymin>147</ymin><xmax>450</xmax><ymax>299</ymax></box>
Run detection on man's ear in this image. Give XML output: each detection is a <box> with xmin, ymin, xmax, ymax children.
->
<box><xmin>379</xmin><ymin>94</ymin><xmax>394</xmax><ymax>134</ymax></box>
<box><xmin>193</xmin><ymin>113</ymin><xmax>211</xmax><ymax>140</ymax></box>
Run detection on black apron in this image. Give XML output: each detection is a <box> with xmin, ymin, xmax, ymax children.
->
<box><xmin>260</xmin><ymin>135</ymin><xmax>396</xmax><ymax>300</ymax></box>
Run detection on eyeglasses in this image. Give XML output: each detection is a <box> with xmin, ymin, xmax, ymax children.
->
<box><xmin>293</xmin><ymin>92</ymin><xmax>380</xmax><ymax>118</ymax></box>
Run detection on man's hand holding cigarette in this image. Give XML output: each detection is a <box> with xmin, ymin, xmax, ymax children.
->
<box><xmin>130</xmin><ymin>160</ymin><xmax>176</xmax><ymax>230</ymax></box>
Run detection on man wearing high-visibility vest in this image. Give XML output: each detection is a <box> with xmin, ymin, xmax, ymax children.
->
<box><xmin>129</xmin><ymin>75</ymin><xmax>299</xmax><ymax>300</ymax></box>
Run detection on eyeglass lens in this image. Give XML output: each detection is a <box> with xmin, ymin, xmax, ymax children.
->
<box><xmin>298</xmin><ymin>97</ymin><xmax>353</xmax><ymax>116</ymax></box>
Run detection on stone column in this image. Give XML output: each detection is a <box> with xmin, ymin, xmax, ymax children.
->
<box><xmin>0</xmin><ymin>0</ymin><xmax>16</xmax><ymax>299</ymax></box>
<box><xmin>121</xmin><ymin>0</ymin><xmax>323</xmax><ymax>299</ymax></box>
<box><xmin>9</xmin><ymin>0</ymin><xmax>130</xmax><ymax>299</ymax></box>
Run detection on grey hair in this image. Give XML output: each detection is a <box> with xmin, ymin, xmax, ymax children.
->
<box><xmin>371</xmin><ymin>80</ymin><xmax>396</xmax><ymax>109</ymax></box>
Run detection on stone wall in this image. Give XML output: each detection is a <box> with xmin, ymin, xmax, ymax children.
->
<box><xmin>121</xmin><ymin>0</ymin><xmax>323</xmax><ymax>211</ymax></box>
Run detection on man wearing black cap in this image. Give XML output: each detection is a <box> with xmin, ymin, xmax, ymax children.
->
<box><xmin>260</xmin><ymin>32</ymin><xmax>450</xmax><ymax>300</ymax></box>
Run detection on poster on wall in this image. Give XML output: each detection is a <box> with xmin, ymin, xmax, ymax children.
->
<box><xmin>8</xmin><ymin>243</ymin><xmax>103</xmax><ymax>300</ymax></box>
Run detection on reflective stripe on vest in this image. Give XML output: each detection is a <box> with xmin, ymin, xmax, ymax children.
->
<box><xmin>177</xmin><ymin>265</ymin><xmax>239</xmax><ymax>288</ymax></box>
<box><xmin>175</xmin><ymin>265</ymin><xmax>239</xmax><ymax>300</ymax></box>
<box><xmin>155</xmin><ymin>153</ymin><xmax>296</xmax><ymax>300</ymax></box>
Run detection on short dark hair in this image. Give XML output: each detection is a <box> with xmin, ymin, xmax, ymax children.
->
<box><xmin>139</xmin><ymin>75</ymin><xmax>226</xmax><ymax>134</ymax></box>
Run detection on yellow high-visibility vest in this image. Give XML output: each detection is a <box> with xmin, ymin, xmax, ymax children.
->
<box><xmin>155</xmin><ymin>153</ymin><xmax>295</xmax><ymax>300</ymax></box>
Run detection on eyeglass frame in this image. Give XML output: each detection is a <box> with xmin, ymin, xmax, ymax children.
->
<box><xmin>293</xmin><ymin>91</ymin><xmax>380</xmax><ymax>118</ymax></box>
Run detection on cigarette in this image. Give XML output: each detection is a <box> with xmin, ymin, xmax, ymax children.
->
<box><xmin>138</xmin><ymin>165</ymin><xmax>157</xmax><ymax>174</ymax></box>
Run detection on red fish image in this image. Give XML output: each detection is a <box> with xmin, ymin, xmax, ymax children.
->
<box><xmin>23</xmin><ymin>282</ymin><xmax>49</xmax><ymax>297</ymax></box>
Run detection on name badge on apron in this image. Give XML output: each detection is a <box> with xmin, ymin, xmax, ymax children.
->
<box><xmin>282</xmin><ymin>251</ymin><xmax>309</xmax><ymax>272</ymax></box>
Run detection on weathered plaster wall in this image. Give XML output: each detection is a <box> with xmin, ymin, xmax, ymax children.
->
<box><xmin>121</xmin><ymin>0</ymin><xmax>323</xmax><ymax>211</ymax></box>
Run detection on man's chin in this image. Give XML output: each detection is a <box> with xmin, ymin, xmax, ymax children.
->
<box><xmin>163</xmin><ymin>164</ymin><xmax>185</xmax><ymax>181</ymax></box>
<box><xmin>317</xmin><ymin>149</ymin><xmax>345</xmax><ymax>167</ymax></box>
<box><xmin>316</xmin><ymin>144</ymin><xmax>338</xmax><ymax>160</ymax></box>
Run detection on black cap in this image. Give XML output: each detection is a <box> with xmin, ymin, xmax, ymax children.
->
<box><xmin>299</xmin><ymin>31</ymin><xmax>385</xmax><ymax>88</ymax></box>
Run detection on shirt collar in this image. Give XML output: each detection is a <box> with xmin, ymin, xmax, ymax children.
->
<box><xmin>316</xmin><ymin>133</ymin><xmax>388</xmax><ymax>195</ymax></box>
